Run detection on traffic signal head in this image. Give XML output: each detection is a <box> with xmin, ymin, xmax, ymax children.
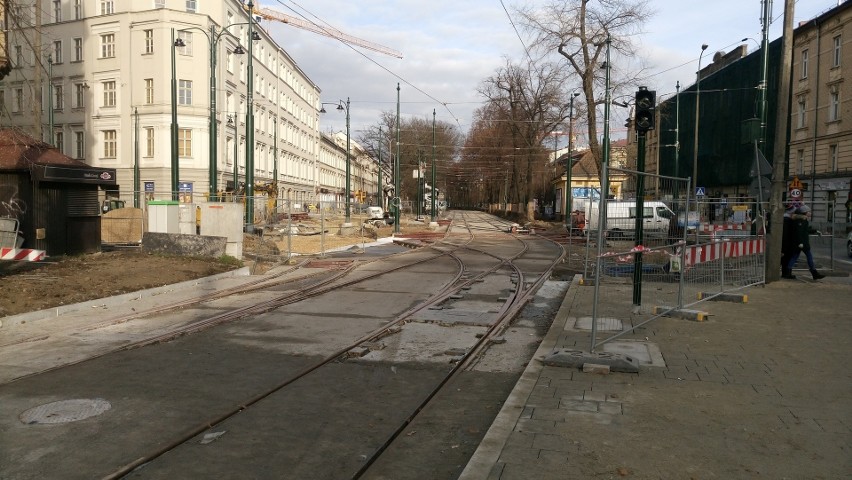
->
<box><xmin>634</xmin><ymin>87</ymin><xmax>656</xmax><ymax>133</ymax></box>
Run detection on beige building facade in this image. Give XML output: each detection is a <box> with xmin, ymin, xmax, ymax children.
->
<box><xmin>0</xmin><ymin>0</ymin><xmax>376</xmax><ymax>208</ymax></box>
<box><xmin>790</xmin><ymin>3</ymin><xmax>852</xmax><ymax>223</ymax></box>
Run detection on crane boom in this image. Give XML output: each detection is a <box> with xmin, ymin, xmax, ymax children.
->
<box><xmin>256</xmin><ymin>7</ymin><xmax>403</xmax><ymax>59</ymax></box>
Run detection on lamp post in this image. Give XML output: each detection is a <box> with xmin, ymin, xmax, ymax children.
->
<box><xmin>565</xmin><ymin>91</ymin><xmax>580</xmax><ymax>230</ymax></box>
<box><xmin>228</xmin><ymin>115</ymin><xmax>238</xmax><ymax>196</ymax></box>
<box><xmin>245</xmin><ymin>0</ymin><xmax>257</xmax><ymax>231</ymax></box>
<box><xmin>176</xmin><ymin>23</ymin><xmax>252</xmax><ymax>202</ymax></box>
<box><xmin>394</xmin><ymin>83</ymin><xmax>401</xmax><ymax>233</ymax></box>
<box><xmin>430</xmin><ymin>109</ymin><xmax>437</xmax><ymax>226</ymax></box>
<box><xmin>320</xmin><ymin>98</ymin><xmax>351</xmax><ymax>225</ymax></box>
<box><xmin>47</xmin><ymin>54</ymin><xmax>53</xmax><ymax>145</ymax></box>
<box><xmin>171</xmin><ymin>28</ymin><xmax>180</xmax><ymax>201</ymax></box>
<box><xmin>378</xmin><ymin>126</ymin><xmax>383</xmax><ymax>211</ymax></box>
<box><xmin>692</xmin><ymin>43</ymin><xmax>708</xmax><ymax>190</ymax></box>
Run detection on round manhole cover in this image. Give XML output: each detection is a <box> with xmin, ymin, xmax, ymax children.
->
<box><xmin>20</xmin><ymin>399</ymin><xmax>111</xmax><ymax>425</ymax></box>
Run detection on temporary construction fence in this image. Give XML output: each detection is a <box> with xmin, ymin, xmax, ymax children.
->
<box><xmin>563</xmin><ymin>166</ymin><xmax>767</xmax><ymax>351</ymax></box>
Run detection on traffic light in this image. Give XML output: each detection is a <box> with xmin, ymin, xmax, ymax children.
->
<box><xmin>634</xmin><ymin>87</ymin><xmax>656</xmax><ymax>133</ymax></box>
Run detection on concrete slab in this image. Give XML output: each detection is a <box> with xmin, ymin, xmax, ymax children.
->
<box><xmin>410</xmin><ymin>309</ymin><xmax>496</xmax><ymax>327</ymax></box>
<box><xmin>601</xmin><ymin>340</ymin><xmax>665</xmax><ymax>367</ymax></box>
<box><xmin>568</xmin><ymin>316</ymin><xmax>624</xmax><ymax>332</ymax></box>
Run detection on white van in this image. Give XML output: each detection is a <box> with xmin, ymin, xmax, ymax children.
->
<box><xmin>578</xmin><ymin>200</ymin><xmax>674</xmax><ymax>238</ymax></box>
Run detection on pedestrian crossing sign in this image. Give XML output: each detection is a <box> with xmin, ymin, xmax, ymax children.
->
<box><xmin>695</xmin><ymin>187</ymin><xmax>706</xmax><ymax>197</ymax></box>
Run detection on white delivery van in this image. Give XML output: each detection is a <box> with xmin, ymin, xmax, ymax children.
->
<box><xmin>578</xmin><ymin>199</ymin><xmax>674</xmax><ymax>239</ymax></box>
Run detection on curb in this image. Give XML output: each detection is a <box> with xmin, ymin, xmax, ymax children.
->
<box><xmin>0</xmin><ymin>266</ymin><xmax>251</xmax><ymax>328</ymax></box>
<box><xmin>459</xmin><ymin>275</ymin><xmax>581</xmax><ymax>479</ymax></box>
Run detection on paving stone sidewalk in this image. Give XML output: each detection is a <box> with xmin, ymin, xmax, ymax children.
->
<box><xmin>462</xmin><ymin>275</ymin><xmax>852</xmax><ymax>479</ymax></box>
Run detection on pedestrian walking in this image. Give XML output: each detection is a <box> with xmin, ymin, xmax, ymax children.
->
<box><xmin>784</xmin><ymin>205</ymin><xmax>825</xmax><ymax>280</ymax></box>
<box><xmin>780</xmin><ymin>204</ymin><xmax>799</xmax><ymax>279</ymax></box>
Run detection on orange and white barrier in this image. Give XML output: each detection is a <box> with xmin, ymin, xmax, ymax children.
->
<box><xmin>0</xmin><ymin>248</ymin><xmax>46</xmax><ymax>262</ymax></box>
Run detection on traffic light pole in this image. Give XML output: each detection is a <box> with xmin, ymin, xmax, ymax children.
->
<box><xmin>632</xmin><ymin>132</ymin><xmax>647</xmax><ymax>307</ymax></box>
<box><xmin>632</xmin><ymin>86</ymin><xmax>656</xmax><ymax>308</ymax></box>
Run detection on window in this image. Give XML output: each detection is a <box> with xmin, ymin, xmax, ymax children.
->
<box><xmin>75</xmin><ymin>0</ymin><xmax>82</xmax><ymax>19</ymax></box>
<box><xmin>101</xmin><ymin>34</ymin><xmax>115</xmax><ymax>58</ymax></box>
<box><xmin>829</xmin><ymin>144</ymin><xmax>838</xmax><ymax>171</ymax></box>
<box><xmin>103</xmin><ymin>130</ymin><xmax>117</xmax><ymax>158</ymax></box>
<box><xmin>833</xmin><ymin>35</ymin><xmax>842</xmax><ymax>67</ymax></box>
<box><xmin>53</xmin><ymin>0</ymin><xmax>61</xmax><ymax>22</ymax></box>
<box><xmin>829</xmin><ymin>88</ymin><xmax>840</xmax><ymax>121</ymax></box>
<box><xmin>103</xmin><ymin>80</ymin><xmax>116</xmax><ymax>107</ymax></box>
<box><xmin>177</xmin><ymin>31</ymin><xmax>193</xmax><ymax>56</ymax></box>
<box><xmin>55</xmin><ymin>131</ymin><xmax>64</xmax><ymax>153</ymax></box>
<box><xmin>74</xmin><ymin>38</ymin><xmax>83</xmax><ymax>61</ymax></box>
<box><xmin>186</xmin><ymin>0</ymin><xmax>197</xmax><ymax>13</ymax></box>
<box><xmin>53</xmin><ymin>41</ymin><xmax>62</xmax><ymax>63</ymax></box>
<box><xmin>144</xmin><ymin>29</ymin><xmax>154</xmax><ymax>54</ymax></box>
<box><xmin>226</xmin><ymin>51</ymin><xmax>233</xmax><ymax>73</ymax></box>
<box><xmin>801</xmin><ymin>49</ymin><xmax>808</xmax><ymax>79</ymax></box>
<box><xmin>14</xmin><ymin>45</ymin><xmax>23</xmax><ymax>66</ymax></box>
<box><xmin>13</xmin><ymin>88</ymin><xmax>23</xmax><ymax>112</ymax></box>
<box><xmin>145</xmin><ymin>79</ymin><xmax>154</xmax><ymax>104</ymax></box>
<box><xmin>796</xmin><ymin>149</ymin><xmax>804</xmax><ymax>176</ymax></box>
<box><xmin>100</xmin><ymin>1</ymin><xmax>113</xmax><ymax>15</ymax></box>
<box><xmin>0</xmin><ymin>90</ymin><xmax>5</xmax><ymax>112</ymax></box>
<box><xmin>155</xmin><ymin>0</ymin><xmax>165</xmax><ymax>8</ymax></box>
<box><xmin>74</xmin><ymin>83</ymin><xmax>86</xmax><ymax>108</ymax></box>
<box><xmin>75</xmin><ymin>131</ymin><xmax>85</xmax><ymax>159</ymax></box>
<box><xmin>178</xmin><ymin>80</ymin><xmax>192</xmax><ymax>105</ymax></box>
<box><xmin>178</xmin><ymin>128</ymin><xmax>192</xmax><ymax>157</ymax></box>
<box><xmin>797</xmin><ymin>97</ymin><xmax>806</xmax><ymax>128</ymax></box>
<box><xmin>145</xmin><ymin>127</ymin><xmax>155</xmax><ymax>157</ymax></box>
<box><xmin>53</xmin><ymin>84</ymin><xmax>64</xmax><ymax>110</ymax></box>
<box><xmin>239</xmin><ymin>62</ymin><xmax>245</xmax><ymax>83</ymax></box>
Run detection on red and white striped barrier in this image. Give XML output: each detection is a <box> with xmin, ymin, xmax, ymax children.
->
<box><xmin>682</xmin><ymin>238</ymin><xmax>764</xmax><ymax>267</ymax></box>
<box><xmin>697</xmin><ymin>222</ymin><xmax>751</xmax><ymax>233</ymax></box>
<box><xmin>0</xmin><ymin>248</ymin><xmax>46</xmax><ymax>262</ymax></box>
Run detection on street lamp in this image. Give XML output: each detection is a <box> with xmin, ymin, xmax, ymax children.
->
<box><xmin>692</xmin><ymin>43</ymin><xmax>708</xmax><ymax>191</ymax></box>
<box><xmin>171</xmin><ymin>29</ymin><xmax>181</xmax><ymax>201</ymax></box>
<box><xmin>227</xmin><ymin>115</ymin><xmax>239</xmax><ymax>196</ymax></box>
<box><xmin>47</xmin><ymin>54</ymin><xmax>53</xmax><ymax>146</ymax></box>
<box><xmin>430</xmin><ymin>109</ymin><xmax>437</xmax><ymax>227</ymax></box>
<box><xmin>244</xmin><ymin>0</ymin><xmax>260</xmax><ymax>231</ymax></box>
<box><xmin>176</xmin><ymin>19</ymin><xmax>257</xmax><ymax>202</ymax></box>
<box><xmin>565</xmin><ymin>91</ymin><xmax>580</xmax><ymax>231</ymax></box>
<box><xmin>320</xmin><ymin>97</ymin><xmax>352</xmax><ymax>225</ymax></box>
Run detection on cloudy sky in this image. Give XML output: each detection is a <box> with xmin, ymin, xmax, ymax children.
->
<box><xmin>261</xmin><ymin>0</ymin><xmax>840</xmax><ymax>140</ymax></box>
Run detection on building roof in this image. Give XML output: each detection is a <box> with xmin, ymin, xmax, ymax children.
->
<box><xmin>0</xmin><ymin>127</ymin><xmax>91</xmax><ymax>171</ymax></box>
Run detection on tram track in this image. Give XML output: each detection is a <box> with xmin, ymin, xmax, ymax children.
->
<box><xmin>0</xmin><ymin>211</ymin><xmax>567</xmax><ymax>480</ymax></box>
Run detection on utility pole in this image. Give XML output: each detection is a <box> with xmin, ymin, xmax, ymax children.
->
<box><xmin>767</xmin><ymin>0</ymin><xmax>794</xmax><ymax>283</ymax></box>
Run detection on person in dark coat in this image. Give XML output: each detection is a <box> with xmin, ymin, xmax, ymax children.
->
<box><xmin>784</xmin><ymin>205</ymin><xmax>825</xmax><ymax>280</ymax></box>
<box><xmin>780</xmin><ymin>205</ymin><xmax>799</xmax><ymax>279</ymax></box>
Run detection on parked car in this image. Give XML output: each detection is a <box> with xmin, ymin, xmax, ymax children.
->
<box><xmin>847</xmin><ymin>231</ymin><xmax>852</xmax><ymax>258</ymax></box>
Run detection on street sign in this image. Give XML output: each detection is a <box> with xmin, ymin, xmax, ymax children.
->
<box><xmin>695</xmin><ymin>187</ymin><xmax>706</xmax><ymax>197</ymax></box>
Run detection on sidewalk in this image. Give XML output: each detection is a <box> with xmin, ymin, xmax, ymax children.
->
<box><xmin>461</xmin><ymin>275</ymin><xmax>852</xmax><ymax>479</ymax></box>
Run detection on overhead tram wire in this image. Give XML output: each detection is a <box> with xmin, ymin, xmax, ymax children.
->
<box><xmin>275</xmin><ymin>0</ymin><xmax>463</xmax><ymax>127</ymax></box>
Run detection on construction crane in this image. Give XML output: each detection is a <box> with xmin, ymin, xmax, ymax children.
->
<box><xmin>253</xmin><ymin>5</ymin><xmax>403</xmax><ymax>59</ymax></box>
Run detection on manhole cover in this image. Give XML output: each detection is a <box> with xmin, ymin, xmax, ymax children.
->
<box><xmin>20</xmin><ymin>398</ymin><xmax>111</xmax><ymax>425</ymax></box>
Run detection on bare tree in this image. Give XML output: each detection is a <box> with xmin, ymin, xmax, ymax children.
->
<box><xmin>358</xmin><ymin>113</ymin><xmax>462</xmax><ymax>209</ymax></box>
<box><xmin>517</xmin><ymin>0</ymin><xmax>652</xmax><ymax>184</ymax></box>
<box><xmin>477</xmin><ymin>58</ymin><xmax>572</xmax><ymax>220</ymax></box>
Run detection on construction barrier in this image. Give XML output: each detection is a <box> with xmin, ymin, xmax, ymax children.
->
<box><xmin>0</xmin><ymin>248</ymin><xmax>46</xmax><ymax>262</ymax></box>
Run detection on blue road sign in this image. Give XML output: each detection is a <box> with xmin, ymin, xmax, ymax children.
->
<box><xmin>696</xmin><ymin>187</ymin><xmax>706</xmax><ymax>197</ymax></box>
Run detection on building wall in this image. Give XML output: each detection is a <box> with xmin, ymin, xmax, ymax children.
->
<box><xmin>643</xmin><ymin>1</ymin><xmax>851</xmax><ymax>227</ymax></box>
<box><xmin>0</xmin><ymin>0</ymin><xmax>347</xmax><ymax>206</ymax></box>
<box><xmin>790</xmin><ymin>4</ymin><xmax>852</xmax><ymax>220</ymax></box>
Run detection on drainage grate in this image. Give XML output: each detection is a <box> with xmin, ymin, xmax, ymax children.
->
<box><xmin>20</xmin><ymin>398</ymin><xmax>111</xmax><ymax>425</ymax></box>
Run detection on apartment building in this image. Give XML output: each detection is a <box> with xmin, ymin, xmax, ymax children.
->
<box><xmin>0</xmin><ymin>0</ymin><xmax>336</xmax><ymax>205</ymax></box>
<box><xmin>790</xmin><ymin>3</ymin><xmax>852</xmax><ymax>223</ymax></box>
